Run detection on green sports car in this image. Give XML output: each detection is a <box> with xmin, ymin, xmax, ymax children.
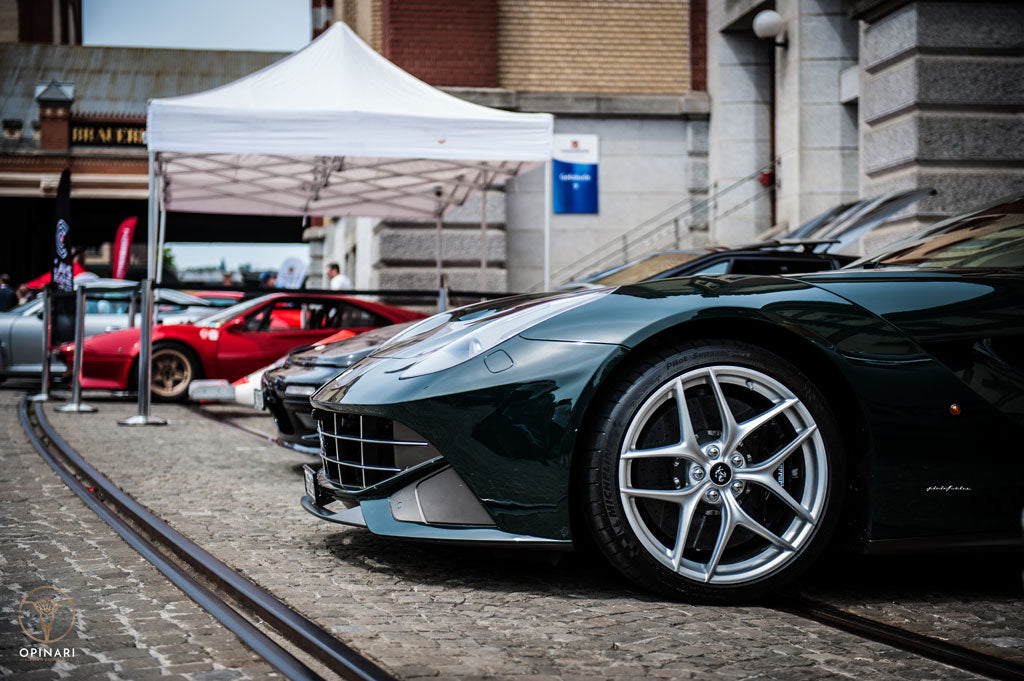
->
<box><xmin>304</xmin><ymin>194</ymin><xmax>1024</xmax><ymax>601</ymax></box>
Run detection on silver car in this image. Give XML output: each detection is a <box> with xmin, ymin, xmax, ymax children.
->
<box><xmin>0</xmin><ymin>280</ymin><xmax>217</xmax><ymax>379</ymax></box>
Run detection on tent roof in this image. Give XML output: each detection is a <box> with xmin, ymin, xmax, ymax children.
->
<box><xmin>146</xmin><ymin>23</ymin><xmax>552</xmax><ymax>218</ymax></box>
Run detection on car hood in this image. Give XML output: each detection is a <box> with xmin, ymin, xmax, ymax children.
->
<box><xmin>290</xmin><ymin>321</ymin><xmax>417</xmax><ymax>368</ymax></box>
<box><xmin>371</xmin><ymin>291</ymin><xmax>608</xmax><ymax>361</ymax></box>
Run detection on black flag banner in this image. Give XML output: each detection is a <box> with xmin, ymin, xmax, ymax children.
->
<box><xmin>51</xmin><ymin>168</ymin><xmax>75</xmax><ymax>344</ymax></box>
<box><xmin>53</xmin><ymin>168</ymin><xmax>74</xmax><ymax>291</ymax></box>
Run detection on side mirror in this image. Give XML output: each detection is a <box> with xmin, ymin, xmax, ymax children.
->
<box><xmin>224</xmin><ymin>317</ymin><xmax>246</xmax><ymax>333</ymax></box>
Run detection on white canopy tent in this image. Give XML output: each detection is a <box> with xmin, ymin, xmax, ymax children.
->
<box><xmin>123</xmin><ymin>23</ymin><xmax>554</xmax><ymax>424</ymax></box>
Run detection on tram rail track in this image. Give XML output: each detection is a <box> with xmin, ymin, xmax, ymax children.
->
<box><xmin>779</xmin><ymin>598</ymin><xmax>1024</xmax><ymax>680</ymax></box>
<box><xmin>18</xmin><ymin>396</ymin><xmax>396</xmax><ymax>681</ymax></box>
<box><xmin>204</xmin><ymin>403</ymin><xmax>1024</xmax><ymax>681</ymax></box>
<box><xmin>190</xmin><ymin>403</ymin><xmax>286</xmax><ymax>447</ymax></box>
<box><xmin>22</xmin><ymin>394</ymin><xmax>1024</xmax><ymax>681</ymax></box>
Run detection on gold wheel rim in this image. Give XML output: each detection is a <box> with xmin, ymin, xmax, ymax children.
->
<box><xmin>151</xmin><ymin>348</ymin><xmax>193</xmax><ymax>398</ymax></box>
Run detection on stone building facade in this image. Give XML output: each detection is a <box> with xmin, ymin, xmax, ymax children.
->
<box><xmin>857</xmin><ymin>0</ymin><xmax>1024</xmax><ymax>241</ymax></box>
<box><xmin>707</xmin><ymin>0</ymin><xmax>1024</xmax><ymax>251</ymax></box>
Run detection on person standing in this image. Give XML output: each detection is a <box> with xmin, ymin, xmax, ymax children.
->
<box><xmin>0</xmin><ymin>274</ymin><xmax>17</xmax><ymax>311</ymax></box>
<box><xmin>326</xmin><ymin>262</ymin><xmax>352</xmax><ymax>290</ymax></box>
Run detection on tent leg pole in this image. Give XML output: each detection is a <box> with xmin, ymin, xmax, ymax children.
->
<box><xmin>480</xmin><ymin>188</ymin><xmax>487</xmax><ymax>297</ymax></box>
<box><xmin>120</xmin><ymin>150</ymin><xmax>166</xmax><ymax>426</ymax></box>
<box><xmin>544</xmin><ymin>159</ymin><xmax>552</xmax><ymax>291</ymax></box>
<box><xmin>435</xmin><ymin>190</ymin><xmax>447</xmax><ymax>312</ymax></box>
<box><xmin>155</xmin><ymin>204</ymin><xmax>167</xmax><ymax>284</ymax></box>
<box><xmin>435</xmin><ymin>194</ymin><xmax>443</xmax><ymax>289</ymax></box>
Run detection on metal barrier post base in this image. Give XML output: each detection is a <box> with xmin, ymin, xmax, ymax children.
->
<box><xmin>29</xmin><ymin>393</ymin><xmax>51</xmax><ymax>402</ymax></box>
<box><xmin>55</xmin><ymin>403</ymin><xmax>97</xmax><ymax>413</ymax></box>
<box><xmin>117</xmin><ymin>414</ymin><xmax>168</xmax><ymax>426</ymax></box>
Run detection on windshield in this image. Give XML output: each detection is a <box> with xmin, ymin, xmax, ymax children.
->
<box><xmin>855</xmin><ymin>200</ymin><xmax>1024</xmax><ymax>269</ymax></box>
<box><xmin>588</xmin><ymin>251</ymin><xmax>709</xmax><ymax>287</ymax></box>
<box><xmin>7</xmin><ymin>297</ymin><xmax>42</xmax><ymax>316</ymax></box>
<box><xmin>193</xmin><ymin>294</ymin><xmax>274</xmax><ymax>327</ymax></box>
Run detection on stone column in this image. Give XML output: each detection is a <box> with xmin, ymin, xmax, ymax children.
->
<box><xmin>773</xmin><ymin>0</ymin><xmax>859</xmax><ymax>232</ymax></box>
<box><xmin>707</xmin><ymin>3</ymin><xmax>774</xmax><ymax>244</ymax></box>
<box><xmin>858</xmin><ymin>1</ymin><xmax>1024</xmax><ymax>246</ymax></box>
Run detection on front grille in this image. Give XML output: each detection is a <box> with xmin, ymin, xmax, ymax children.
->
<box><xmin>266</xmin><ymin>397</ymin><xmax>294</xmax><ymax>435</ymax></box>
<box><xmin>314</xmin><ymin>409</ymin><xmax>437</xmax><ymax>490</ymax></box>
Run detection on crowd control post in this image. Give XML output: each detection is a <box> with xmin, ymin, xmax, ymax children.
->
<box><xmin>29</xmin><ymin>287</ymin><xmax>53</xmax><ymax>402</ymax></box>
<box><xmin>55</xmin><ymin>283</ymin><xmax>96</xmax><ymax>413</ymax></box>
<box><xmin>119</xmin><ymin>149</ymin><xmax>166</xmax><ymax>426</ymax></box>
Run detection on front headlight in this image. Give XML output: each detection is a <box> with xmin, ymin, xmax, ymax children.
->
<box><xmin>284</xmin><ymin>385</ymin><xmax>318</xmax><ymax>397</ymax></box>
<box><xmin>399</xmin><ymin>290</ymin><xmax>609</xmax><ymax>378</ymax></box>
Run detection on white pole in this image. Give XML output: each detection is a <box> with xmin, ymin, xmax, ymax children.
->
<box><xmin>155</xmin><ymin>203</ymin><xmax>167</xmax><ymax>284</ymax></box>
<box><xmin>435</xmin><ymin>188</ymin><xmax>443</xmax><ymax>288</ymax></box>
<box><xmin>120</xmin><ymin>149</ymin><xmax>166</xmax><ymax>426</ymax></box>
<box><xmin>480</xmin><ymin>187</ymin><xmax>487</xmax><ymax>294</ymax></box>
<box><xmin>543</xmin><ymin>159</ymin><xmax>552</xmax><ymax>290</ymax></box>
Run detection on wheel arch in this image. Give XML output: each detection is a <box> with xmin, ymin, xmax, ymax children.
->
<box><xmin>568</xmin><ymin>315</ymin><xmax>870</xmax><ymax>543</ymax></box>
<box><xmin>129</xmin><ymin>339</ymin><xmax>208</xmax><ymax>384</ymax></box>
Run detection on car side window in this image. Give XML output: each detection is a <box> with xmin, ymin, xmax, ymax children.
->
<box><xmin>303</xmin><ymin>302</ymin><xmax>386</xmax><ymax>330</ymax></box>
<box><xmin>85</xmin><ymin>297</ymin><xmax>129</xmax><ymax>314</ymax></box>
<box><xmin>243</xmin><ymin>300</ymin><xmax>388</xmax><ymax>332</ymax></box>
<box><xmin>339</xmin><ymin>304</ymin><xmax>387</xmax><ymax>328</ymax></box>
<box><xmin>687</xmin><ymin>261</ymin><xmax>730</xmax><ymax>276</ymax></box>
<box><xmin>243</xmin><ymin>302</ymin><xmax>301</xmax><ymax>332</ymax></box>
<box><xmin>242</xmin><ymin>304</ymin><xmax>273</xmax><ymax>331</ymax></box>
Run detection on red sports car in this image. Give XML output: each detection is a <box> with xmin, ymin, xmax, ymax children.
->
<box><xmin>59</xmin><ymin>292</ymin><xmax>425</xmax><ymax>400</ymax></box>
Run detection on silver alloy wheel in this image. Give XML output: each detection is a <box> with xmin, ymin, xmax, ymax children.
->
<box><xmin>151</xmin><ymin>347</ymin><xmax>193</xmax><ymax>399</ymax></box>
<box><xmin>618</xmin><ymin>364</ymin><xmax>828</xmax><ymax>585</ymax></box>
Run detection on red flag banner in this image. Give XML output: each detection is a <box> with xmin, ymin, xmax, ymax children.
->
<box><xmin>112</xmin><ymin>217</ymin><xmax>137</xmax><ymax>280</ymax></box>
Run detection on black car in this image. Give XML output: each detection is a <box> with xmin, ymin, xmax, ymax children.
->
<box><xmin>570</xmin><ymin>242</ymin><xmax>854</xmax><ymax>289</ymax></box>
<box><xmin>261</xmin><ymin>322</ymin><xmax>418</xmax><ymax>453</ymax></box>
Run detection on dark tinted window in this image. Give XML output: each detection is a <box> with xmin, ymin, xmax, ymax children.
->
<box><xmin>864</xmin><ymin>210</ymin><xmax>1024</xmax><ymax>269</ymax></box>
<box><xmin>729</xmin><ymin>257</ymin><xmax>836</xmax><ymax>275</ymax></box>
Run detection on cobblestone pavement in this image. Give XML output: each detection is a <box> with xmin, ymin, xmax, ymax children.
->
<box><xmin>20</xmin><ymin>391</ymin><xmax>1019</xmax><ymax>680</ymax></box>
<box><xmin>0</xmin><ymin>388</ymin><xmax>279</xmax><ymax>680</ymax></box>
<box><xmin>800</xmin><ymin>551</ymin><xmax>1024</xmax><ymax>665</ymax></box>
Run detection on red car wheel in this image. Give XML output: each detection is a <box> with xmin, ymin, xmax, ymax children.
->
<box><xmin>151</xmin><ymin>343</ymin><xmax>201</xmax><ymax>401</ymax></box>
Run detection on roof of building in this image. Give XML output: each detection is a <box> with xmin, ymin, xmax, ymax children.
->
<box><xmin>0</xmin><ymin>43</ymin><xmax>288</xmax><ymax>138</ymax></box>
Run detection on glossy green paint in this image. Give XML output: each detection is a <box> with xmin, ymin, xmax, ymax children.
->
<box><xmin>314</xmin><ymin>271</ymin><xmax>1024</xmax><ymax>547</ymax></box>
<box><xmin>800</xmin><ymin>268</ymin><xmax>1024</xmax><ymax>542</ymax></box>
<box><xmin>314</xmin><ymin>336</ymin><xmax>626</xmax><ymax>539</ymax></box>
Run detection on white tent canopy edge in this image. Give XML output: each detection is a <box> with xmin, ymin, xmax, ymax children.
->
<box><xmin>122</xmin><ymin>23</ymin><xmax>553</xmax><ymax>424</ymax></box>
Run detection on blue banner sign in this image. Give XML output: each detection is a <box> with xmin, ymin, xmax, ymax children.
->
<box><xmin>553</xmin><ymin>134</ymin><xmax>598</xmax><ymax>214</ymax></box>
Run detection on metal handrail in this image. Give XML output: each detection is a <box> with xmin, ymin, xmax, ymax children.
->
<box><xmin>532</xmin><ymin>161</ymin><xmax>775</xmax><ymax>290</ymax></box>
